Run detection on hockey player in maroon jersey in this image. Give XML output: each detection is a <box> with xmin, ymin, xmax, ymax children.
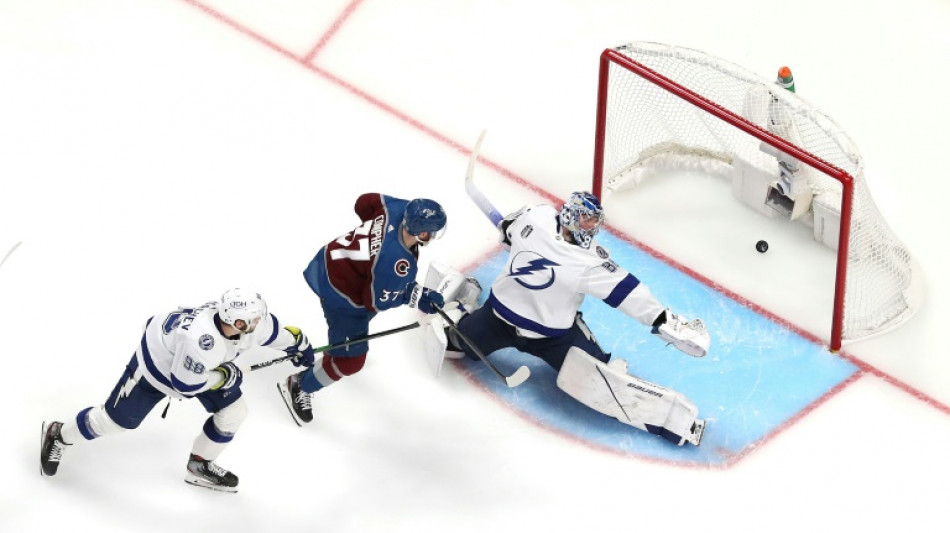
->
<box><xmin>278</xmin><ymin>193</ymin><xmax>447</xmax><ymax>426</ymax></box>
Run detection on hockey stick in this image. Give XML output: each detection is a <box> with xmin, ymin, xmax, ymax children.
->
<box><xmin>465</xmin><ymin>130</ymin><xmax>503</xmax><ymax>226</ymax></box>
<box><xmin>0</xmin><ymin>241</ymin><xmax>21</xmax><ymax>270</ymax></box>
<box><xmin>435</xmin><ymin>305</ymin><xmax>530</xmax><ymax>387</ymax></box>
<box><xmin>250</xmin><ymin>321</ymin><xmax>421</xmax><ymax>371</ymax></box>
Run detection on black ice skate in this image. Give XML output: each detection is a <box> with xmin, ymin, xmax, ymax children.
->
<box><xmin>278</xmin><ymin>373</ymin><xmax>313</xmax><ymax>426</ymax></box>
<box><xmin>40</xmin><ymin>421</ymin><xmax>69</xmax><ymax>477</ymax></box>
<box><xmin>185</xmin><ymin>454</ymin><xmax>238</xmax><ymax>493</ymax></box>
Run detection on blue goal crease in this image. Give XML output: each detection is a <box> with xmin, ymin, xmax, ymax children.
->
<box><xmin>459</xmin><ymin>229</ymin><xmax>858</xmax><ymax>466</ymax></box>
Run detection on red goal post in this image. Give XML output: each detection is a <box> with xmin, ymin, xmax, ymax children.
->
<box><xmin>591</xmin><ymin>42</ymin><xmax>921</xmax><ymax>351</ymax></box>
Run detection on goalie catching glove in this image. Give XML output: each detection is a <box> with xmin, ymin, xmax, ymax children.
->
<box><xmin>283</xmin><ymin>326</ymin><xmax>315</xmax><ymax>367</ymax></box>
<box><xmin>652</xmin><ymin>310</ymin><xmax>710</xmax><ymax>357</ymax></box>
<box><xmin>404</xmin><ymin>281</ymin><xmax>444</xmax><ymax>314</ymax></box>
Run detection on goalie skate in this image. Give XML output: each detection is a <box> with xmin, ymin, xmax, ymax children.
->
<box><xmin>686</xmin><ymin>419</ymin><xmax>706</xmax><ymax>446</ymax></box>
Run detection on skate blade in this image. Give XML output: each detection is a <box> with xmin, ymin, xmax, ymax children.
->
<box><xmin>277</xmin><ymin>382</ymin><xmax>304</xmax><ymax>427</ymax></box>
<box><xmin>39</xmin><ymin>422</ymin><xmax>49</xmax><ymax>477</ymax></box>
<box><xmin>185</xmin><ymin>475</ymin><xmax>238</xmax><ymax>493</ymax></box>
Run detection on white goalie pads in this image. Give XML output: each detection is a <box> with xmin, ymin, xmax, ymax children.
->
<box><xmin>422</xmin><ymin>301</ymin><xmax>473</xmax><ymax>376</ymax></box>
<box><xmin>556</xmin><ymin>347</ymin><xmax>703</xmax><ymax>446</ymax></box>
<box><xmin>422</xmin><ymin>313</ymin><xmax>450</xmax><ymax>376</ymax></box>
<box><xmin>421</xmin><ymin>263</ymin><xmax>484</xmax><ymax>376</ymax></box>
<box><xmin>423</xmin><ymin>261</ymin><xmax>482</xmax><ymax>310</ymax></box>
<box><xmin>655</xmin><ymin>310</ymin><xmax>710</xmax><ymax>358</ymax></box>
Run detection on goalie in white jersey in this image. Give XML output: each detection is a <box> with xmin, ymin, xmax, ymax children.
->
<box><xmin>39</xmin><ymin>288</ymin><xmax>316</xmax><ymax>492</ymax></box>
<box><xmin>449</xmin><ymin>192</ymin><xmax>711</xmax><ymax>446</ymax></box>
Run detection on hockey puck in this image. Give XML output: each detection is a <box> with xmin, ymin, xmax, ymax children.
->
<box><xmin>756</xmin><ymin>240</ymin><xmax>769</xmax><ymax>253</ymax></box>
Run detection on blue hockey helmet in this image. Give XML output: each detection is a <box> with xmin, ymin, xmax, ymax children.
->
<box><xmin>403</xmin><ymin>198</ymin><xmax>447</xmax><ymax>246</ymax></box>
<box><xmin>559</xmin><ymin>191</ymin><xmax>604</xmax><ymax>249</ymax></box>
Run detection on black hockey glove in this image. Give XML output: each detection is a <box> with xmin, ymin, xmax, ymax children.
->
<box><xmin>283</xmin><ymin>326</ymin><xmax>315</xmax><ymax>367</ymax></box>
<box><xmin>211</xmin><ymin>362</ymin><xmax>243</xmax><ymax>391</ymax></box>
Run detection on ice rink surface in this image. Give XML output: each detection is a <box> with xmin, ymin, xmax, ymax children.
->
<box><xmin>2</xmin><ymin>1</ymin><xmax>949</xmax><ymax>531</ymax></box>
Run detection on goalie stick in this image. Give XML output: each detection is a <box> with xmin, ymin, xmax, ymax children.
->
<box><xmin>458</xmin><ymin>130</ymin><xmax>530</xmax><ymax>387</ymax></box>
<box><xmin>465</xmin><ymin>130</ymin><xmax>503</xmax><ymax>226</ymax></box>
<box><xmin>436</xmin><ymin>305</ymin><xmax>531</xmax><ymax>387</ymax></box>
<box><xmin>250</xmin><ymin>321</ymin><xmax>421</xmax><ymax>371</ymax></box>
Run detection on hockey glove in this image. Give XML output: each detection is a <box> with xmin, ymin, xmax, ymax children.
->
<box><xmin>497</xmin><ymin>207</ymin><xmax>527</xmax><ymax>249</ymax></box>
<box><xmin>283</xmin><ymin>326</ymin><xmax>315</xmax><ymax>367</ymax></box>
<box><xmin>211</xmin><ymin>362</ymin><xmax>243</xmax><ymax>390</ymax></box>
<box><xmin>404</xmin><ymin>281</ymin><xmax>444</xmax><ymax>314</ymax></box>
<box><xmin>652</xmin><ymin>310</ymin><xmax>710</xmax><ymax>358</ymax></box>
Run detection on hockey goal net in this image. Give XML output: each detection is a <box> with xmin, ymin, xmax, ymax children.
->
<box><xmin>592</xmin><ymin>42</ymin><xmax>921</xmax><ymax>351</ymax></box>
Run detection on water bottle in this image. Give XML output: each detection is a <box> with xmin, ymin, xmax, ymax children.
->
<box><xmin>776</xmin><ymin>66</ymin><xmax>795</xmax><ymax>93</ymax></box>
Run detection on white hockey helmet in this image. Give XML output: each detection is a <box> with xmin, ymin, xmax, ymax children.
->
<box><xmin>218</xmin><ymin>288</ymin><xmax>268</xmax><ymax>333</ymax></box>
<box><xmin>559</xmin><ymin>191</ymin><xmax>604</xmax><ymax>249</ymax></box>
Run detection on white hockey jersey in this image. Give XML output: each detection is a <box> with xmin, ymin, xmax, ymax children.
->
<box><xmin>135</xmin><ymin>302</ymin><xmax>295</xmax><ymax>398</ymax></box>
<box><xmin>488</xmin><ymin>205</ymin><xmax>665</xmax><ymax>338</ymax></box>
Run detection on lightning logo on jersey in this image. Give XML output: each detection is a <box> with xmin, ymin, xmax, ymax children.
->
<box><xmin>509</xmin><ymin>252</ymin><xmax>559</xmax><ymax>290</ymax></box>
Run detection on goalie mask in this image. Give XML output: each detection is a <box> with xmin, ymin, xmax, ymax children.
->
<box><xmin>559</xmin><ymin>192</ymin><xmax>604</xmax><ymax>249</ymax></box>
<box><xmin>218</xmin><ymin>288</ymin><xmax>268</xmax><ymax>334</ymax></box>
<box><xmin>403</xmin><ymin>198</ymin><xmax>447</xmax><ymax>246</ymax></box>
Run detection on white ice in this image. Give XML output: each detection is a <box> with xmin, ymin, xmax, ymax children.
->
<box><xmin>1</xmin><ymin>1</ymin><xmax>949</xmax><ymax>532</ymax></box>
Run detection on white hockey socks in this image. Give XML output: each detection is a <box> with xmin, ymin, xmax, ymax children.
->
<box><xmin>191</xmin><ymin>398</ymin><xmax>248</xmax><ymax>461</ymax></box>
<box><xmin>60</xmin><ymin>405</ymin><xmax>128</xmax><ymax>444</ymax></box>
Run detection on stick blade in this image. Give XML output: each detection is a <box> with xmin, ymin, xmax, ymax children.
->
<box><xmin>505</xmin><ymin>365</ymin><xmax>531</xmax><ymax>387</ymax></box>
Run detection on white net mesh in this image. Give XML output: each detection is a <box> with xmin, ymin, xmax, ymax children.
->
<box><xmin>599</xmin><ymin>42</ymin><xmax>919</xmax><ymax>344</ymax></box>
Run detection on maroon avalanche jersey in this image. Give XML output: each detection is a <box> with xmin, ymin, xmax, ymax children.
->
<box><xmin>303</xmin><ymin>193</ymin><xmax>419</xmax><ymax>313</ymax></box>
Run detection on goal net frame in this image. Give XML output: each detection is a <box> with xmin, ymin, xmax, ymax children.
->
<box><xmin>591</xmin><ymin>43</ymin><xmax>918</xmax><ymax>352</ymax></box>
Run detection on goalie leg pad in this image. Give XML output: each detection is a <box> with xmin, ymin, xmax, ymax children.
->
<box><xmin>556</xmin><ymin>347</ymin><xmax>701</xmax><ymax>445</ymax></box>
<box><xmin>422</xmin><ymin>301</ymin><xmax>474</xmax><ymax>377</ymax></box>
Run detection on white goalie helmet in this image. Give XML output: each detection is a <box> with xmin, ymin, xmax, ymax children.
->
<box><xmin>559</xmin><ymin>191</ymin><xmax>605</xmax><ymax>249</ymax></box>
<box><xmin>218</xmin><ymin>288</ymin><xmax>268</xmax><ymax>334</ymax></box>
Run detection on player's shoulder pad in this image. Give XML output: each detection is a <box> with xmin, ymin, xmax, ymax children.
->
<box><xmin>183</xmin><ymin>310</ymin><xmax>227</xmax><ymax>354</ymax></box>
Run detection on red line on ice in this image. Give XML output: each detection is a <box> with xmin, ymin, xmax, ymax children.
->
<box><xmin>180</xmin><ymin>0</ymin><xmax>950</xmax><ymax>460</ymax></box>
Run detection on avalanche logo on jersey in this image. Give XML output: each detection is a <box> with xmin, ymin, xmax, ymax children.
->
<box><xmin>394</xmin><ymin>259</ymin><xmax>410</xmax><ymax>276</ymax></box>
<box><xmin>508</xmin><ymin>251</ymin><xmax>559</xmax><ymax>290</ymax></box>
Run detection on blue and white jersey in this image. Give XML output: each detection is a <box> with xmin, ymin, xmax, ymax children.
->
<box><xmin>134</xmin><ymin>302</ymin><xmax>294</xmax><ymax>399</ymax></box>
<box><xmin>489</xmin><ymin>204</ymin><xmax>665</xmax><ymax>338</ymax></box>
